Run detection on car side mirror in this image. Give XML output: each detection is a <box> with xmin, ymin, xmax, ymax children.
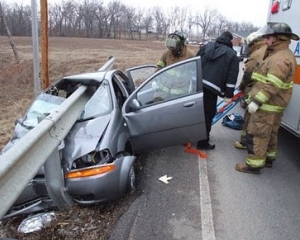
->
<box><xmin>129</xmin><ymin>99</ymin><xmax>141</xmax><ymax>111</ymax></box>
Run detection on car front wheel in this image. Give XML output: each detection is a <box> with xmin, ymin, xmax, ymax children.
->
<box><xmin>127</xmin><ymin>165</ymin><xmax>136</xmax><ymax>192</ymax></box>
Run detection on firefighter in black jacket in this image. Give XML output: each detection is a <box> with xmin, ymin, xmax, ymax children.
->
<box><xmin>196</xmin><ymin>31</ymin><xmax>239</xmax><ymax>150</ymax></box>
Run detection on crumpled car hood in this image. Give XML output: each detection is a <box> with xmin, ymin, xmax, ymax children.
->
<box><xmin>63</xmin><ymin>114</ymin><xmax>111</xmax><ymax>162</ymax></box>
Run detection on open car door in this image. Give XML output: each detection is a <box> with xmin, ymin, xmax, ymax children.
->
<box><xmin>125</xmin><ymin>64</ymin><xmax>156</xmax><ymax>88</ymax></box>
<box><xmin>122</xmin><ymin>56</ymin><xmax>207</xmax><ymax>154</ymax></box>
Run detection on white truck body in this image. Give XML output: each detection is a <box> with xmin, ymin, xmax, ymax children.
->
<box><xmin>267</xmin><ymin>0</ymin><xmax>300</xmax><ymax>138</ymax></box>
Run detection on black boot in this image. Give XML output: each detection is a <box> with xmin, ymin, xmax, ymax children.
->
<box><xmin>197</xmin><ymin>140</ymin><xmax>215</xmax><ymax>150</ymax></box>
<box><xmin>265</xmin><ymin>158</ymin><xmax>274</xmax><ymax>168</ymax></box>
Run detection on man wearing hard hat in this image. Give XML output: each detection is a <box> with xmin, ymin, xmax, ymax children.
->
<box><xmin>234</xmin><ymin>31</ymin><xmax>267</xmax><ymax>150</ymax></box>
<box><xmin>236</xmin><ymin>22</ymin><xmax>299</xmax><ymax>174</ymax></box>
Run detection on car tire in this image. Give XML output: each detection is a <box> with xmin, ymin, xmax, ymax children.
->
<box><xmin>126</xmin><ymin>164</ymin><xmax>136</xmax><ymax>193</ymax></box>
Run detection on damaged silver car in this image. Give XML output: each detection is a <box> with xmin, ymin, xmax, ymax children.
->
<box><xmin>1</xmin><ymin>56</ymin><xmax>207</xmax><ymax>219</ymax></box>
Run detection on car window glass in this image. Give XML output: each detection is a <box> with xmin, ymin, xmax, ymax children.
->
<box><xmin>129</xmin><ymin>67</ymin><xmax>156</xmax><ymax>87</ymax></box>
<box><xmin>23</xmin><ymin>93</ymin><xmax>65</xmax><ymax>127</ymax></box>
<box><xmin>136</xmin><ymin>61</ymin><xmax>197</xmax><ymax>106</ymax></box>
<box><xmin>79</xmin><ymin>81</ymin><xmax>112</xmax><ymax>120</ymax></box>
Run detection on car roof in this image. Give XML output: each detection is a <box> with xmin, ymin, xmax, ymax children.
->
<box><xmin>63</xmin><ymin>70</ymin><xmax>111</xmax><ymax>86</ymax></box>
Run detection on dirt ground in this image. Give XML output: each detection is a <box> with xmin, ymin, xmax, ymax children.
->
<box><xmin>0</xmin><ymin>36</ymin><xmax>199</xmax><ymax>239</ymax></box>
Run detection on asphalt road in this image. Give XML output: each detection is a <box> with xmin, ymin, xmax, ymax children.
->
<box><xmin>109</xmin><ymin>104</ymin><xmax>300</xmax><ymax>240</ymax></box>
<box><xmin>109</xmin><ymin>145</ymin><xmax>203</xmax><ymax>240</ymax></box>
<box><xmin>109</xmin><ymin>63</ymin><xmax>300</xmax><ymax>240</ymax></box>
<box><xmin>206</xmin><ymin>106</ymin><xmax>300</xmax><ymax>240</ymax></box>
<box><xmin>110</xmin><ymin>105</ymin><xmax>300</xmax><ymax>240</ymax></box>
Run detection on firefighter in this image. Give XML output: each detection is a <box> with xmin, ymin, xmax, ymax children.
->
<box><xmin>155</xmin><ymin>30</ymin><xmax>195</xmax><ymax>72</ymax></box>
<box><xmin>152</xmin><ymin>31</ymin><xmax>195</xmax><ymax>102</ymax></box>
<box><xmin>234</xmin><ymin>32</ymin><xmax>267</xmax><ymax>150</ymax></box>
<box><xmin>235</xmin><ymin>22</ymin><xmax>299</xmax><ymax>174</ymax></box>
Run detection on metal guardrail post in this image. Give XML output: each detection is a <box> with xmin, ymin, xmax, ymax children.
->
<box><xmin>44</xmin><ymin>147</ymin><xmax>74</xmax><ymax>209</ymax></box>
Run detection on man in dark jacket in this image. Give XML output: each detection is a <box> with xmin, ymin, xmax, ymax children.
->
<box><xmin>196</xmin><ymin>31</ymin><xmax>239</xmax><ymax>150</ymax></box>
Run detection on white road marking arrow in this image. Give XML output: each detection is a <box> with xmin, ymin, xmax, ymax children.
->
<box><xmin>159</xmin><ymin>175</ymin><xmax>173</xmax><ymax>184</ymax></box>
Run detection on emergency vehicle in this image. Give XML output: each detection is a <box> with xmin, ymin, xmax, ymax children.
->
<box><xmin>268</xmin><ymin>0</ymin><xmax>300</xmax><ymax>138</ymax></box>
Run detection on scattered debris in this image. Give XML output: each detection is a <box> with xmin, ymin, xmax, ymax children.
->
<box><xmin>17</xmin><ymin>212</ymin><xmax>56</xmax><ymax>234</ymax></box>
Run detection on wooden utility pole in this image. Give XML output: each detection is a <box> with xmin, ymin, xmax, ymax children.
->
<box><xmin>0</xmin><ymin>2</ymin><xmax>20</xmax><ymax>63</ymax></box>
<box><xmin>40</xmin><ymin>0</ymin><xmax>49</xmax><ymax>89</ymax></box>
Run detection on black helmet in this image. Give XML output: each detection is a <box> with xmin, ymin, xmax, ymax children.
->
<box><xmin>261</xmin><ymin>22</ymin><xmax>299</xmax><ymax>40</ymax></box>
<box><xmin>165</xmin><ymin>30</ymin><xmax>187</xmax><ymax>51</ymax></box>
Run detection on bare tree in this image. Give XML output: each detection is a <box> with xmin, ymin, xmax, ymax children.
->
<box><xmin>152</xmin><ymin>7</ymin><xmax>161</xmax><ymax>38</ymax></box>
<box><xmin>168</xmin><ymin>7</ymin><xmax>180</xmax><ymax>32</ymax></box>
<box><xmin>78</xmin><ymin>0</ymin><xmax>97</xmax><ymax>38</ymax></box>
<box><xmin>94</xmin><ymin>1</ymin><xmax>106</xmax><ymax>38</ymax></box>
<box><xmin>62</xmin><ymin>1</ymin><xmax>77</xmax><ymax>37</ymax></box>
<box><xmin>187</xmin><ymin>14</ymin><xmax>196</xmax><ymax>41</ymax></box>
<box><xmin>49</xmin><ymin>3</ymin><xmax>65</xmax><ymax>36</ymax></box>
<box><xmin>225</xmin><ymin>21</ymin><xmax>236</xmax><ymax>32</ymax></box>
<box><xmin>168</xmin><ymin>6</ymin><xmax>188</xmax><ymax>32</ymax></box>
<box><xmin>179</xmin><ymin>7</ymin><xmax>188</xmax><ymax>32</ymax></box>
<box><xmin>195</xmin><ymin>7</ymin><xmax>219</xmax><ymax>41</ymax></box>
<box><xmin>0</xmin><ymin>1</ymin><xmax>20</xmax><ymax>63</ymax></box>
<box><xmin>107</xmin><ymin>0</ymin><xmax>124</xmax><ymax>39</ymax></box>
<box><xmin>9</xmin><ymin>3</ymin><xmax>31</xmax><ymax>36</ymax></box>
<box><xmin>132</xmin><ymin>8</ymin><xmax>144</xmax><ymax>40</ymax></box>
<box><xmin>0</xmin><ymin>0</ymin><xmax>261</xmax><ymax>41</ymax></box>
<box><xmin>152</xmin><ymin>7</ymin><xmax>168</xmax><ymax>40</ymax></box>
<box><xmin>123</xmin><ymin>6</ymin><xmax>135</xmax><ymax>39</ymax></box>
<box><xmin>216</xmin><ymin>15</ymin><xmax>228</xmax><ymax>34</ymax></box>
<box><xmin>239</xmin><ymin>21</ymin><xmax>258</xmax><ymax>32</ymax></box>
<box><xmin>142</xmin><ymin>10</ymin><xmax>154</xmax><ymax>39</ymax></box>
<box><xmin>231</xmin><ymin>21</ymin><xmax>240</xmax><ymax>32</ymax></box>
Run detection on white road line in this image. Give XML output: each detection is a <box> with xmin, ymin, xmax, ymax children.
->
<box><xmin>199</xmin><ymin>157</ymin><xmax>216</xmax><ymax>240</ymax></box>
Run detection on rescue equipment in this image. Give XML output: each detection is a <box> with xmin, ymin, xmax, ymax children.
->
<box><xmin>212</xmin><ymin>89</ymin><xmax>244</xmax><ymax>125</ymax></box>
<box><xmin>222</xmin><ymin>113</ymin><xmax>244</xmax><ymax>130</ymax></box>
<box><xmin>184</xmin><ymin>142</ymin><xmax>207</xmax><ymax>158</ymax></box>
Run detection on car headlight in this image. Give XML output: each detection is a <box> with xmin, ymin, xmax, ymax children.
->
<box><xmin>66</xmin><ymin>164</ymin><xmax>116</xmax><ymax>179</ymax></box>
<box><xmin>66</xmin><ymin>149</ymin><xmax>116</xmax><ymax>179</ymax></box>
<box><xmin>70</xmin><ymin>149</ymin><xmax>112</xmax><ymax>170</ymax></box>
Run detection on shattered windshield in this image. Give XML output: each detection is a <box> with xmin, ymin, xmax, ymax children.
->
<box><xmin>78</xmin><ymin>81</ymin><xmax>112</xmax><ymax>120</ymax></box>
<box><xmin>22</xmin><ymin>81</ymin><xmax>113</xmax><ymax>126</ymax></box>
<box><xmin>23</xmin><ymin>93</ymin><xmax>65</xmax><ymax>128</ymax></box>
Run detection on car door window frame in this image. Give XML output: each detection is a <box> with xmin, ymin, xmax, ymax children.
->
<box><xmin>111</xmin><ymin>72</ymin><xmax>130</xmax><ymax>108</ymax></box>
<box><xmin>113</xmin><ymin>71</ymin><xmax>135</xmax><ymax>94</ymax></box>
<box><xmin>127</xmin><ymin>56</ymin><xmax>202</xmax><ymax>110</ymax></box>
<box><xmin>125</xmin><ymin>65</ymin><xmax>156</xmax><ymax>88</ymax></box>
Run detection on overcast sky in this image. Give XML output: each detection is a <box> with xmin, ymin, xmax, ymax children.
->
<box><xmin>3</xmin><ymin>0</ymin><xmax>270</xmax><ymax>27</ymax></box>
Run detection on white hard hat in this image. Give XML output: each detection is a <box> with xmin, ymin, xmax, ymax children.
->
<box><xmin>246</xmin><ymin>32</ymin><xmax>261</xmax><ymax>46</ymax></box>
